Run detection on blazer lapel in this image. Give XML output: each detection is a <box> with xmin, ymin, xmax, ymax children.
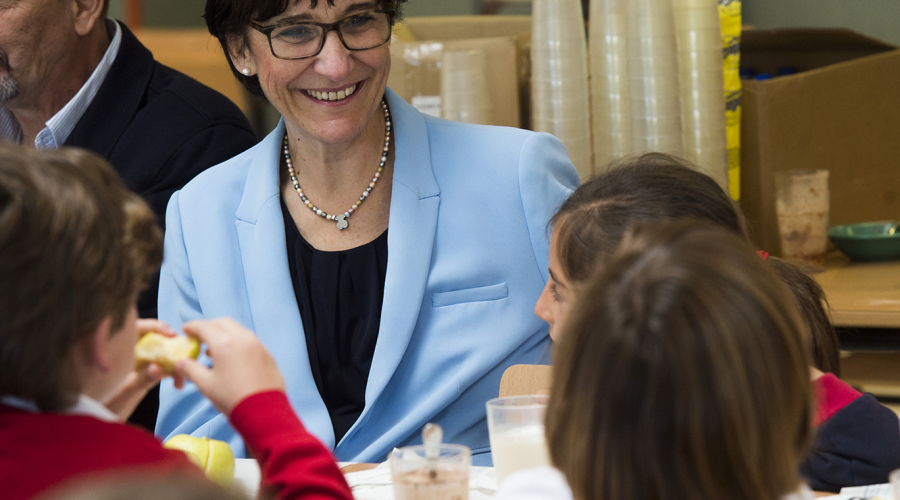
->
<box><xmin>65</xmin><ymin>23</ymin><xmax>151</xmax><ymax>157</ymax></box>
<box><xmin>338</xmin><ymin>89</ymin><xmax>441</xmax><ymax>447</ymax></box>
<box><xmin>233</xmin><ymin>122</ymin><xmax>335</xmax><ymax>448</ymax></box>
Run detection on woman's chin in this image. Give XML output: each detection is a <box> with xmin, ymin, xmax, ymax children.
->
<box><xmin>305</xmin><ymin>126</ymin><xmax>369</xmax><ymax>146</ymax></box>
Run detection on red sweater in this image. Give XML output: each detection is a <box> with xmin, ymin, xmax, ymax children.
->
<box><xmin>814</xmin><ymin>372</ymin><xmax>862</xmax><ymax>427</ymax></box>
<box><xmin>0</xmin><ymin>391</ymin><xmax>352</xmax><ymax>500</ymax></box>
<box><xmin>802</xmin><ymin>373</ymin><xmax>900</xmax><ymax>492</ymax></box>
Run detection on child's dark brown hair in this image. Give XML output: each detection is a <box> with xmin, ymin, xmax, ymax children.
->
<box><xmin>551</xmin><ymin>153</ymin><xmax>746</xmax><ymax>283</ymax></box>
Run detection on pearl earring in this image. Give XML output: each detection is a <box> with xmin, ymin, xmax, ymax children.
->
<box><xmin>241</xmin><ymin>68</ymin><xmax>250</xmax><ymax>76</ymax></box>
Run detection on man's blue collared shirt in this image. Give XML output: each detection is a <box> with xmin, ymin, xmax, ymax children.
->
<box><xmin>0</xmin><ymin>20</ymin><xmax>123</xmax><ymax>148</ymax></box>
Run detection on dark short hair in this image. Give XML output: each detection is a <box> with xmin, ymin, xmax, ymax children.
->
<box><xmin>547</xmin><ymin>221</ymin><xmax>813</xmax><ymax>500</ymax></box>
<box><xmin>205</xmin><ymin>0</ymin><xmax>408</xmax><ymax>98</ymax></box>
<box><xmin>551</xmin><ymin>153</ymin><xmax>747</xmax><ymax>283</ymax></box>
<box><xmin>768</xmin><ymin>257</ymin><xmax>841</xmax><ymax>376</ymax></box>
<box><xmin>0</xmin><ymin>145</ymin><xmax>162</xmax><ymax>411</ymax></box>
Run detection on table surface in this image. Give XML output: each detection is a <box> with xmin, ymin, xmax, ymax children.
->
<box><xmin>813</xmin><ymin>253</ymin><xmax>900</xmax><ymax>328</ymax></box>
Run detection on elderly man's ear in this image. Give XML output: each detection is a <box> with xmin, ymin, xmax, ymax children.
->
<box><xmin>71</xmin><ymin>0</ymin><xmax>106</xmax><ymax>37</ymax></box>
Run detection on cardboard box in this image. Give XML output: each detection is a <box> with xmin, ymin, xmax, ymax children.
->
<box><xmin>739</xmin><ymin>29</ymin><xmax>900</xmax><ymax>255</ymax></box>
<box><xmin>388</xmin><ymin>16</ymin><xmax>532</xmax><ymax>128</ymax></box>
<box><xmin>135</xmin><ymin>29</ymin><xmax>253</xmax><ymax>115</ymax></box>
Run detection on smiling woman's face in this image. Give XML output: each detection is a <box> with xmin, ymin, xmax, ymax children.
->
<box><xmin>233</xmin><ymin>0</ymin><xmax>391</xmax><ymax>146</ymax></box>
<box><xmin>535</xmin><ymin>226</ymin><xmax>579</xmax><ymax>342</ymax></box>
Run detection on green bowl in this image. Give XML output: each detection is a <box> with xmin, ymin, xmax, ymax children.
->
<box><xmin>828</xmin><ymin>221</ymin><xmax>900</xmax><ymax>262</ymax></box>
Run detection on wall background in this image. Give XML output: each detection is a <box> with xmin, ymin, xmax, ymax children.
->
<box><xmin>742</xmin><ymin>0</ymin><xmax>900</xmax><ymax>47</ymax></box>
<box><xmin>110</xmin><ymin>0</ymin><xmax>900</xmax><ymax>47</ymax></box>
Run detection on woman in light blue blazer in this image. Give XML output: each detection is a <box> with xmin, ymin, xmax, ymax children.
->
<box><xmin>156</xmin><ymin>0</ymin><xmax>578</xmax><ymax>465</ymax></box>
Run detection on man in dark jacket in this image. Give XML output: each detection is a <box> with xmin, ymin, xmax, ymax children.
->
<box><xmin>0</xmin><ymin>0</ymin><xmax>258</xmax><ymax>430</ymax></box>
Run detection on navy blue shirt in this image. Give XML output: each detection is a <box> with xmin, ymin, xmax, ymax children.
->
<box><xmin>281</xmin><ymin>198</ymin><xmax>388</xmax><ymax>443</ymax></box>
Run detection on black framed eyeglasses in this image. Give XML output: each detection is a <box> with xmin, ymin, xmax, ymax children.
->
<box><xmin>250</xmin><ymin>10</ymin><xmax>395</xmax><ymax>60</ymax></box>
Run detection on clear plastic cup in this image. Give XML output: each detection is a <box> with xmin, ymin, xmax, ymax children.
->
<box><xmin>631</xmin><ymin>98</ymin><xmax>682</xmax><ymax>117</ymax></box>
<box><xmin>677</xmin><ymin>30</ymin><xmax>724</xmax><ymax>53</ymax></box>
<box><xmin>626</xmin><ymin>35</ymin><xmax>679</xmax><ymax>57</ymax></box>
<box><xmin>532</xmin><ymin>95</ymin><xmax>591</xmax><ymax>109</ymax></box>
<box><xmin>590</xmin><ymin>0</ymin><xmax>627</xmax><ymax>15</ymax></box>
<box><xmin>685</xmin><ymin>147</ymin><xmax>729</xmax><ymax>186</ymax></box>
<box><xmin>533</xmin><ymin>91</ymin><xmax>591</xmax><ymax>106</ymax></box>
<box><xmin>531</xmin><ymin>48</ymin><xmax>590</xmax><ymax>65</ymax></box>
<box><xmin>775</xmin><ymin>170</ymin><xmax>830</xmax><ymax>269</ymax></box>
<box><xmin>589</xmin><ymin>12</ymin><xmax>628</xmax><ymax>35</ymax></box>
<box><xmin>533</xmin><ymin>105</ymin><xmax>591</xmax><ymax>123</ymax></box>
<box><xmin>628</xmin><ymin>77</ymin><xmax>682</xmax><ymax>98</ymax></box>
<box><xmin>681</xmin><ymin>88</ymin><xmax>726</xmax><ymax>108</ymax></box>
<box><xmin>627</xmin><ymin>15</ymin><xmax>676</xmax><ymax>38</ymax></box>
<box><xmin>678</xmin><ymin>56</ymin><xmax>725</xmax><ymax>75</ymax></box>
<box><xmin>674</xmin><ymin>9</ymin><xmax>722</xmax><ymax>29</ymax></box>
<box><xmin>632</xmin><ymin>134</ymin><xmax>685</xmax><ymax>156</ymax></box>
<box><xmin>532</xmin><ymin>76</ymin><xmax>593</xmax><ymax>90</ymax></box>
<box><xmin>532</xmin><ymin>61</ymin><xmax>589</xmax><ymax>83</ymax></box>
<box><xmin>683</xmin><ymin>126</ymin><xmax>727</xmax><ymax>151</ymax></box>
<box><xmin>672</xmin><ymin>0</ymin><xmax>719</xmax><ymax>10</ymax></box>
<box><xmin>532</xmin><ymin>0</ymin><xmax>587</xmax><ymax>42</ymax></box>
<box><xmin>533</xmin><ymin>0</ymin><xmax>591</xmax><ymax>178</ymax></box>
<box><xmin>441</xmin><ymin>49</ymin><xmax>491</xmax><ymax>125</ymax></box>
<box><xmin>535</xmin><ymin>117</ymin><xmax>593</xmax><ymax>137</ymax></box>
<box><xmin>628</xmin><ymin>55</ymin><xmax>680</xmax><ymax>76</ymax></box>
<box><xmin>391</xmin><ymin>444</ymin><xmax>471</xmax><ymax>500</ymax></box>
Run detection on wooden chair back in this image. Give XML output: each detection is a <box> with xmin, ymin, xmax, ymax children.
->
<box><xmin>498</xmin><ymin>364</ymin><xmax>552</xmax><ymax>397</ymax></box>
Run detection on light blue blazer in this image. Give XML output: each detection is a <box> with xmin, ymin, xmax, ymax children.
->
<box><xmin>156</xmin><ymin>88</ymin><xmax>578</xmax><ymax>465</ymax></box>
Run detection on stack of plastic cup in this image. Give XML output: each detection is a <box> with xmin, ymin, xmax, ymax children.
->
<box><xmin>673</xmin><ymin>0</ymin><xmax>728</xmax><ymax>189</ymax></box>
<box><xmin>441</xmin><ymin>48</ymin><xmax>493</xmax><ymax>125</ymax></box>
<box><xmin>532</xmin><ymin>0</ymin><xmax>594</xmax><ymax>180</ymax></box>
<box><xmin>625</xmin><ymin>0</ymin><xmax>684</xmax><ymax>156</ymax></box>
<box><xmin>589</xmin><ymin>0</ymin><xmax>632</xmax><ymax>172</ymax></box>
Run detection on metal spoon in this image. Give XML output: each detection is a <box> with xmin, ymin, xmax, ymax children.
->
<box><xmin>888</xmin><ymin>220</ymin><xmax>900</xmax><ymax>235</ymax></box>
<box><xmin>422</xmin><ymin>423</ymin><xmax>443</xmax><ymax>479</ymax></box>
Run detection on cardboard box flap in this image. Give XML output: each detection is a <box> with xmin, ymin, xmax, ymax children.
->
<box><xmin>398</xmin><ymin>15</ymin><xmax>531</xmax><ymax>41</ymax></box>
<box><xmin>739</xmin><ymin>28</ymin><xmax>900</xmax><ymax>255</ymax></box>
<box><xmin>742</xmin><ymin>29</ymin><xmax>897</xmax><ymax>75</ymax></box>
<box><xmin>743</xmin><ymin>28</ymin><xmax>896</xmax><ymax>52</ymax></box>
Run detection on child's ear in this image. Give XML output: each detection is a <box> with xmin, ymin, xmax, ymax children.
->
<box><xmin>84</xmin><ymin>316</ymin><xmax>115</xmax><ymax>373</ymax></box>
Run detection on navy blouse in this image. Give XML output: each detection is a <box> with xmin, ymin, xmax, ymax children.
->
<box><xmin>280</xmin><ymin>198</ymin><xmax>388</xmax><ymax>443</ymax></box>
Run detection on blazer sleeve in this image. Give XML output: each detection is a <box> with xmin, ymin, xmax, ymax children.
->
<box><xmin>155</xmin><ymin>191</ymin><xmax>240</xmax><ymax>453</ymax></box>
<box><xmin>517</xmin><ymin>132</ymin><xmax>581</xmax><ymax>283</ymax></box>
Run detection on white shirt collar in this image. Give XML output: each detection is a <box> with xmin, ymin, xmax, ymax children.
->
<box><xmin>1</xmin><ymin>394</ymin><xmax>119</xmax><ymax>422</ymax></box>
<box><xmin>0</xmin><ymin>19</ymin><xmax>123</xmax><ymax>148</ymax></box>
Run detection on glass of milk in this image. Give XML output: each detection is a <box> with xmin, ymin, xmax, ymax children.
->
<box><xmin>486</xmin><ymin>395</ymin><xmax>551</xmax><ymax>485</ymax></box>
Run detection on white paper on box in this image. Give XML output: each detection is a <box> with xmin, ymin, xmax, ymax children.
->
<box><xmin>411</xmin><ymin>95</ymin><xmax>442</xmax><ymax>117</ymax></box>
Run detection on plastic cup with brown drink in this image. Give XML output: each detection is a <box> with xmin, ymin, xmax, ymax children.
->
<box><xmin>391</xmin><ymin>443</ymin><xmax>470</xmax><ymax>500</ymax></box>
<box><xmin>775</xmin><ymin>169</ymin><xmax>830</xmax><ymax>269</ymax></box>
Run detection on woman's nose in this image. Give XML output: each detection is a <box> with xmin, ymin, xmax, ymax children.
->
<box><xmin>313</xmin><ymin>31</ymin><xmax>353</xmax><ymax>81</ymax></box>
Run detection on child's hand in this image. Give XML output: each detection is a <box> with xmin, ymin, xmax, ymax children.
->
<box><xmin>174</xmin><ymin>318</ymin><xmax>285</xmax><ymax>416</ymax></box>
<box><xmin>103</xmin><ymin>319</ymin><xmax>185</xmax><ymax>421</ymax></box>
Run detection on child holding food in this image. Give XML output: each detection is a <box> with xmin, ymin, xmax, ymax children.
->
<box><xmin>0</xmin><ymin>145</ymin><xmax>352</xmax><ymax>500</ymax></box>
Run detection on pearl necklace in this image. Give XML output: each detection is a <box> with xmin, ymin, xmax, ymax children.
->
<box><xmin>284</xmin><ymin>100</ymin><xmax>391</xmax><ymax>231</ymax></box>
